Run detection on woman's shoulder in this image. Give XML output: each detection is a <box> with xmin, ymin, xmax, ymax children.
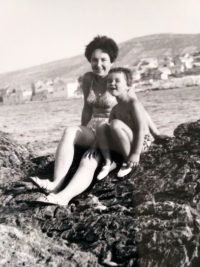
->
<box><xmin>83</xmin><ymin>72</ymin><xmax>93</xmax><ymax>84</ymax></box>
<box><xmin>82</xmin><ymin>72</ymin><xmax>93</xmax><ymax>96</ymax></box>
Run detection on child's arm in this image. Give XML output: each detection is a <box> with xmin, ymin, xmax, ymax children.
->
<box><xmin>145</xmin><ymin>110</ymin><xmax>159</xmax><ymax>136</ymax></box>
<box><xmin>130</xmin><ymin>86</ymin><xmax>171</xmax><ymax>143</ymax></box>
<box><xmin>109</xmin><ymin>106</ymin><xmax>116</xmax><ymax>123</ymax></box>
<box><xmin>128</xmin><ymin>100</ymin><xmax>146</xmax><ymax>167</ymax></box>
<box><xmin>145</xmin><ymin>110</ymin><xmax>171</xmax><ymax>143</ymax></box>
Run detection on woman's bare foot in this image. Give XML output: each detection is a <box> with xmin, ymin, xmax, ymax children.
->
<box><xmin>30</xmin><ymin>177</ymin><xmax>56</xmax><ymax>192</ymax></box>
<box><xmin>35</xmin><ymin>193</ymin><xmax>69</xmax><ymax>206</ymax></box>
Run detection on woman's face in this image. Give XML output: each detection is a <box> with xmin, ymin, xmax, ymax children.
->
<box><xmin>91</xmin><ymin>49</ymin><xmax>113</xmax><ymax>78</ymax></box>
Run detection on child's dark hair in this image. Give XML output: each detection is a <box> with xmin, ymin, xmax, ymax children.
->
<box><xmin>85</xmin><ymin>36</ymin><xmax>119</xmax><ymax>63</ymax></box>
<box><xmin>109</xmin><ymin>67</ymin><xmax>133</xmax><ymax>87</ymax></box>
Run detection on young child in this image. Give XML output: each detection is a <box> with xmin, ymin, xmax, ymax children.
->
<box><xmin>96</xmin><ymin>67</ymin><xmax>153</xmax><ymax>180</ymax></box>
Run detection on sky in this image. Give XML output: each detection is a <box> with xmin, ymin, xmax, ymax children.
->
<box><xmin>0</xmin><ymin>0</ymin><xmax>200</xmax><ymax>74</ymax></box>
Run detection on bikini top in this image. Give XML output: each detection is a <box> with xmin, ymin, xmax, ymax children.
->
<box><xmin>87</xmin><ymin>74</ymin><xmax>117</xmax><ymax>109</ymax></box>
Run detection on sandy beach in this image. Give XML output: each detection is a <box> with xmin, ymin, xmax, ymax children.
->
<box><xmin>0</xmin><ymin>86</ymin><xmax>200</xmax><ymax>156</ymax></box>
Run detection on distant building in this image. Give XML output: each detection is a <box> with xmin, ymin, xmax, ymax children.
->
<box><xmin>54</xmin><ymin>79</ymin><xmax>67</xmax><ymax>91</ymax></box>
<box><xmin>158</xmin><ymin>67</ymin><xmax>171</xmax><ymax>80</ymax></box>
<box><xmin>170</xmin><ymin>65</ymin><xmax>182</xmax><ymax>75</ymax></box>
<box><xmin>180</xmin><ymin>53</ymin><xmax>194</xmax><ymax>70</ymax></box>
<box><xmin>34</xmin><ymin>80</ymin><xmax>44</xmax><ymax>90</ymax></box>
<box><xmin>66</xmin><ymin>81</ymin><xmax>79</xmax><ymax>98</ymax></box>
<box><xmin>132</xmin><ymin>71</ymin><xmax>142</xmax><ymax>81</ymax></box>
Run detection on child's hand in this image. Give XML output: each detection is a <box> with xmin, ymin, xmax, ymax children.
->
<box><xmin>127</xmin><ymin>154</ymin><xmax>140</xmax><ymax>168</ymax></box>
<box><xmin>83</xmin><ymin>148</ymin><xmax>98</xmax><ymax>159</ymax></box>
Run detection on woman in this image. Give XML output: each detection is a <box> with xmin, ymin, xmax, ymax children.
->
<box><xmin>31</xmin><ymin>36</ymin><xmax>168</xmax><ymax>205</ymax></box>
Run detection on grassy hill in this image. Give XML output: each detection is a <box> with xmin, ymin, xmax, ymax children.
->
<box><xmin>1</xmin><ymin>33</ymin><xmax>200</xmax><ymax>89</ymax></box>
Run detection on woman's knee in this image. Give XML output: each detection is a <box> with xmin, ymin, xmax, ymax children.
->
<box><xmin>62</xmin><ymin>126</ymin><xmax>79</xmax><ymax>141</ymax></box>
<box><xmin>62</xmin><ymin>126</ymin><xmax>78</xmax><ymax>143</ymax></box>
<box><xmin>79</xmin><ymin>156</ymin><xmax>100</xmax><ymax>170</ymax></box>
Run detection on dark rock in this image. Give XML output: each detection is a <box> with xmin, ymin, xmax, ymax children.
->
<box><xmin>1</xmin><ymin>120</ymin><xmax>200</xmax><ymax>266</ymax></box>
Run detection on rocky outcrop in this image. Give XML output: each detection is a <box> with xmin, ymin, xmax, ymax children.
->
<box><xmin>0</xmin><ymin>120</ymin><xmax>200</xmax><ymax>267</ymax></box>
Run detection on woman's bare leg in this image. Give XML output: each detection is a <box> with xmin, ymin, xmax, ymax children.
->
<box><xmin>31</xmin><ymin>126</ymin><xmax>95</xmax><ymax>192</ymax></box>
<box><xmin>50</xmin><ymin>154</ymin><xmax>101</xmax><ymax>205</ymax></box>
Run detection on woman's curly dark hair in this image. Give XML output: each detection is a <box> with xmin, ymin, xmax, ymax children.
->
<box><xmin>85</xmin><ymin>36</ymin><xmax>119</xmax><ymax>63</ymax></box>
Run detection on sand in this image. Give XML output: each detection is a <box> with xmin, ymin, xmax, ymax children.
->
<box><xmin>0</xmin><ymin>86</ymin><xmax>199</xmax><ymax>156</ymax></box>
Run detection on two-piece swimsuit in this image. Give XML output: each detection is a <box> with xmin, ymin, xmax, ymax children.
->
<box><xmin>86</xmin><ymin>74</ymin><xmax>117</xmax><ymax>135</ymax></box>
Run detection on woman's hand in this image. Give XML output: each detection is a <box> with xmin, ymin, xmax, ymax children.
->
<box><xmin>127</xmin><ymin>153</ymin><xmax>140</xmax><ymax>168</ymax></box>
<box><xmin>83</xmin><ymin>147</ymin><xmax>98</xmax><ymax>159</ymax></box>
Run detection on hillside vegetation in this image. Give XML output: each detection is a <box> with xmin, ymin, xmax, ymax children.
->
<box><xmin>1</xmin><ymin>33</ymin><xmax>200</xmax><ymax>88</ymax></box>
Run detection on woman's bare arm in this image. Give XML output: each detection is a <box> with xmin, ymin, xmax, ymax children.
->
<box><xmin>81</xmin><ymin>73</ymin><xmax>93</xmax><ymax>126</ymax></box>
<box><xmin>130</xmin><ymin>100</ymin><xmax>146</xmax><ymax>156</ymax></box>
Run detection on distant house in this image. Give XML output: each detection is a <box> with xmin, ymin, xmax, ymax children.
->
<box><xmin>31</xmin><ymin>80</ymin><xmax>49</xmax><ymax>101</ymax></box>
<box><xmin>22</xmin><ymin>90</ymin><xmax>32</xmax><ymax>101</ymax></box>
<box><xmin>170</xmin><ymin>65</ymin><xmax>182</xmax><ymax>75</ymax></box>
<box><xmin>44</xmin><ymin>79</ymin><xmax>54</xmax><ymax>94</ymax></box>
<box><xmin>66</xmin><ymin>81</ymin><xmax>79</xmax><ymax>98</ymax></box>
<box><xmin>152</xmin><ymin>69</ymin><xmax>162</xmax><ymax>80</ymax></box>
<box><xmin>132</xmin><ymin>71</ymin><xmax>142</xmax><ymax>81</ymax></box>
<box><xmin>160</xmin><ymin>57</ymin><xmax>174</xmax><ymax>68</ymax></box>
<box><xmin>193</xmin><ymin>62</ymin><xmax>200</xmax><ymax>67</ymax></box>
<box><xmin>158</xmin><ymin>67</ymin><xmax>171</xmax><ymax>80</ymax></box>
<box><xmin>1</xmin><ymin>89</ymin><xmax>23</xmax><ymax>104</ymax></box>
<box><xmin>173</xmin><ymin>56</ymin><xmax>182</xmax><ymax>66</ymax></box>
<box><xmin>147</xmin><ymin>58</ymin><xmax>158</xmax><ymax>68</ymax></box>
<box><xmin>20</xmin><ymin>84</ymin><xmax>33</xmax><ymax>101</ymax></box>
<box><xmin>180</xmin><ymin>53</ymin><xmax>194</xmax><ymax>70</ymax></box>
<box><xmin>54</xmin><ymin>79</ymin><xmax>67</xmax><ymax>91</ymax></box>
<box><xmin>34</xmin><ymin>80</ymin><xmax>44</xmax><ymax>90</ymax></box>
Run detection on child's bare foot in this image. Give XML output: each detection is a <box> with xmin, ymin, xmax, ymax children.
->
<box><xmin>117</xmin><ymin>163</ymin><xmax>132</xmax><ymax>177</ymax></box>
<box><xmin>97</xmin><ymin>161</ymin><xmax>117</xmax><ymax>180</ymax></box>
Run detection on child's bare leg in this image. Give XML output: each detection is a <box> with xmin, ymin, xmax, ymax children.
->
<box><xmin>96</xmin><ymin>123</ymin><xmax>112</xmax><ymax>166</ymax></box>
<box><xmin>109</xmin><ymin>119</ymin><xmax>134</xmax><ymax>177</ymax></box>
<box><xmin>96</xmin><ymin>123</ymin><xmax>117</xmax><ymax>180</ymax></box>
<box><xmin>110</xmin><ymin>119</ymin><xmax>133</xmax><ymax>159</ymax></box>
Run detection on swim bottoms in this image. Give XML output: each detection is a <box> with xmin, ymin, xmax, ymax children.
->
<box><xmin>87</xmin><ymin>117</ymin><xmax>109</xmax><ymax>136</ymax></box>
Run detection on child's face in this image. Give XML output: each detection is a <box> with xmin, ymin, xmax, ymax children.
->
<box><xmin>107</xmin><ymin>72</ymin><xmax>128</xmax><ymax>96</ymax></box>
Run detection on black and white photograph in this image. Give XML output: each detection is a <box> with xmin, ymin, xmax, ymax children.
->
<box><xmin>0</xmin><ymin>0</ymin><xmax>200</xmax><ymax>266</ymax></box>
